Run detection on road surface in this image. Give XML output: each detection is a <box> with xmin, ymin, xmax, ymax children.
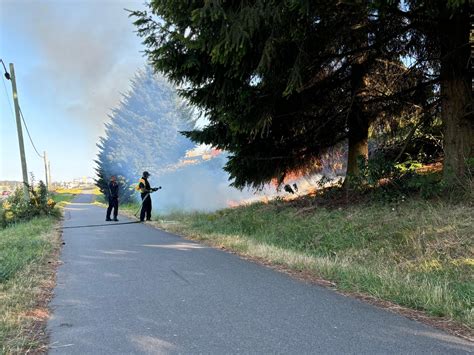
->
<box><xmin>47</xmin><ymin>193</ymin><xmax>473</xmax><ymax>354</ymax></box>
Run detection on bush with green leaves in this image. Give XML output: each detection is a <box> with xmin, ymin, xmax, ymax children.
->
<box><xmin>0</xmin><ymin>181</ymin><xmax>58</xmax><ymax>228</ymax></box>
<box><xmin>341</xmin><ymin>151</ymin><xmax>447</xmax><ymax>201</ymax></box>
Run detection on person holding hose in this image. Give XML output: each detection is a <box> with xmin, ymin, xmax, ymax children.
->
<box><xmin>138</xmin><ymin>171</ymin><xmax>160</xmax><ymax>222</ymax></box>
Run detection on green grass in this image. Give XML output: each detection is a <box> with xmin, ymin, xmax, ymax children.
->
<box><xmin>51</xmin><ymin>193</ymin><xmax>74</xmax><ymax>204</ymax></box>
<box><xmin>157</xmin><ymin>198</ymin><xmax>473</xmax><ymax>329</ymax></box>
<box><xmin>51</xmin><ymin>191</ymin><xmax>79</xmax><ymax>207</ymax></box>
<box><xmin>118</xmin><ymin>202</ymin><xmax>140</xmax><ymax>213</ymax></box>
<box><xmin>0</xmin><ymin>216</ymin><xmax>61</xmax><ymax>353</ymax></box>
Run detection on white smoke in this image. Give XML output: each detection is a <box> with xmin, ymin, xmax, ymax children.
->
<box><xmin>1</xmin><ymin>0</ymin><xmax>145</xmax><ymax>138</ymax></box>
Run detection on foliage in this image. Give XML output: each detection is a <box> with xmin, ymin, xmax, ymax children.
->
<box><xmin>131</xmin><ymin>1</ymin><xmax>434</xmax><ymax>189</ymax></box>
<box><xmin>373</xmin><ymin>113</ymin><xmax>443</xmax><ymax>165</ymax></box>
<box><xmin>353</xmin><ymin>153</ymin><xmax>398</xmax><ymax>188</ymax></box>
<box><xmin>0</xmin><ymin>179</ymin><xmax>58</xmax><ymax>228</ymax></box>
<box><xmin>95</xmin><ymin>66</ymin><xmax>196</xmax><ymax>203</ymax></box>
<box><xmin>132</xmin><ymin>1</ymin><xmax>472</xmax><ymax>189</ymax></box>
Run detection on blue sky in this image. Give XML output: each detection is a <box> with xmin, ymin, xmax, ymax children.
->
<box><xmin>0</xmin><ymin>0</ymin><xmax>147</xmax><ymax>181</ymax></box>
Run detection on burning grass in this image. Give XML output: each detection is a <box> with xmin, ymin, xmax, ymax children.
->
<box><xmin>0</xmin><ymin>217</ymin><xmax>61</xmax><ymax>353</ymax></box>
<box><xmin>157</xmin><ymin>196</ymin><xmax>473</xmax><ymax>336</ymax></box>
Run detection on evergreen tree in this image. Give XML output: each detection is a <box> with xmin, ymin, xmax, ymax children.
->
<box><xmin>95</xmin><ymin>66</ymin><xmax>196</xmax><ymax>202</ymax></box>
<box><xmin>132</xmin><ymin>0</ymin><xmax>472</xmax><ymax>189</ymax></box>
<box><xmin>131</xmin><ymin>1</ymin><xmax>418</xmax><ymax>189</ymax></box>
<box><xmin>401</xmin><ymin>0</ymin><xmax>473</xmax><ymax>184</ymax></box>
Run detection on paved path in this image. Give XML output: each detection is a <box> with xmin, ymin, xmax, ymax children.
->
<box><xmin>47</xmin><ymin>194</ymin><xmax>473</xmax><ymax>354</ymax></box>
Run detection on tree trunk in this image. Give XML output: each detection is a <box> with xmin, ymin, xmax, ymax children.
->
<box><xmin>344</xmin><ymin>5</ymin><xmax>370</xmax><ymax>188</ymax></box>
<box><xmin>440</xmin><ymin>5</ymin><xmax>474</xmax><ymax>184</ymax></box>
<box><xmin>345</xmin><ymin>60</ymin><xmax>369</xmax><ymax>186</ymax></box>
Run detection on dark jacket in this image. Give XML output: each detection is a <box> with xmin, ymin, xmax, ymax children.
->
<box><xmin>108</xmin><ymin>181</ymin><xmax>119</xmax><ymax>199</ymax></box>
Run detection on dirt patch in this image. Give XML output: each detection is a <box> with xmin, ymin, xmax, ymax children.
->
<box><xmin>22</xmin><ymin>308</ymin><xmax>49</xmax><ymax>321</ymax></box>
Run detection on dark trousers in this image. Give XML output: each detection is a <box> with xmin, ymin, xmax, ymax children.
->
<box><xmin>140</xmin><ymin>193</ymin><xmax>152</xmax><ymax>221</ymax></box>
<box><xmin>106</xmin><ymin>197</ymin><xmax>118</xmax><ymax>219</ymax></box>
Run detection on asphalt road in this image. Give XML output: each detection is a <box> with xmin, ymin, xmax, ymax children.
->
<box><xmin>47</xmin><ymin>194</ymin><xmax>473</xmax><ymax>354</ymax></box>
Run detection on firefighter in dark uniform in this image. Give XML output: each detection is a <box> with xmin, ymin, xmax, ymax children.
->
<box><xmin>138</xmin><ymin>171</ymin><xmax>159</xmax><ymax>222</ymax></box>
<box><xmin>105</xmin><ymin>175</ymin><xmax>119</xmax><ymax>221</ymax></box>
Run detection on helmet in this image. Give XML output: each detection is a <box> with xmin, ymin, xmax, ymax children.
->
<box><xmin>142</xmin><ymin>171</ymin><xmax>150</xmax><ymax>177</ymax></box>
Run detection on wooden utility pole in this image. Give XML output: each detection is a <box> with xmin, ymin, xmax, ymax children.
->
<box><xmin>9</xmin><ymin>63</ymin><xmax>29</xmax><ymax>201</ymax></box>
<box><xmin>48</xmin><ymin>160</ymin><xmax>52</xmax><ymax>190</ymax></box>
<box><xmin>43</xmin><ymin>151</ymin><xmax>49</xmax><ymax>190</ymax></box>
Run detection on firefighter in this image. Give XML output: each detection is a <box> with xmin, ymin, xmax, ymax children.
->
<box><xmin>138</xmin><ymin>171</ymin><xmax>159</xmax><ymax>222</ymax></box>
<box><xmin>105</xmin><ymin>175</ymin><xmax>119</xmax><ymax>221</ymax></box>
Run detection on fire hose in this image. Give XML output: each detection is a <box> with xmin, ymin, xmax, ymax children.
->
<box><xmin>134</xmin><ymin>186</ymin><xmax>162</xmax><ymax>217</ymax></box>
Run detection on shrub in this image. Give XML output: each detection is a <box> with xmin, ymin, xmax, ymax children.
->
<box><xmin>0</xmin><ymin>180</ymin><xmax>59</xmax><ymax>228</ymax></box>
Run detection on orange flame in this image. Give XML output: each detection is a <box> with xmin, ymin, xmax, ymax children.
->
<box><xmin>226</xmin><ymin>195</ymin><xmax>270</xmax><ymax>208</ymax></box>
<box><xmin>185</xmin><ymin>146</ymin><xmax>222</xmax><ymax>160</ymax></box>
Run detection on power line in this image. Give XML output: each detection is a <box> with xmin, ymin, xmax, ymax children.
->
<box><xmin>0</xmin><ymin>59</ymin><xmax>10</xmax><ymax>80</ymax></box>
<box><xmin>1</xmin><ymin>75</ymin><xmax>15</xmax><ymax>119</ymax></box>
<box><xmin>19</xmin><ymin>106</ymin><xmax>44</xmax><ymax>159</ymax></box>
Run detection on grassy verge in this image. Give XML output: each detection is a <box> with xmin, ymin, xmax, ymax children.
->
<box><xmin>51</xmin><ymin>188</ymin><xmax>82</xmax><ymax>207</ymax></box>
<box><xmin>154</xmin><ymin>198</ymin><xmax>473</xmax><ymax>334</ymax></box>
<box><xmin>0</xmin><ymin>216</ymin><xmax>61</xmax><ymax>353</ymax></box>
<box><xmin>118</xmin><ymin>202</ymin><xmax>140</xmax><ymax>215</ymax></box>
<box><xmin>51</xmin><ymin>192</ymin><xmax>75</xmax><ymax>206</ymax></box>
<box><xmin>0</xmin><ymin>190</ymin><xmax>75</xmax><ymax>353</ymax></box>
<box><xmin>53</xmin><ymin>188</ymin><xmax>83</xmax><ymax>195</ymax></box>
